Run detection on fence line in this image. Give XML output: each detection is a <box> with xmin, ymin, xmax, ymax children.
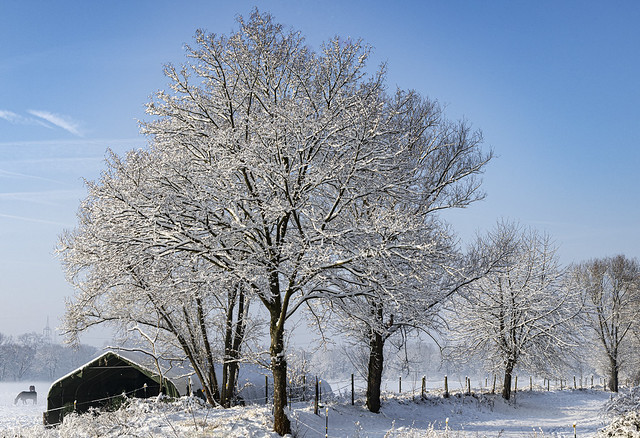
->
<box><xmin>44</xmin><ymin>383</ymin><xmax>158</xmax><ymax>415</ymax></box>
<box><xmin>42</xmin><ymin>374</ymin><xmax>609</xmax><ymax>437</ymax></box>
<box><xmin>41</xmin><ymin>373</ymin><xmax>610</xmax><ymax>416</ymax></box>
<box><xmin>247</xmin><ymin>372</ymin><xmax>609</xmax><ymax>409</ymax></box>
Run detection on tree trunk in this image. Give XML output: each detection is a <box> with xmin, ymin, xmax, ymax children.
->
<box><xmin>366</xmin><ymin>301</ymin><xmax>387</xmax><ymax>413</ymax></box>
<box><xmin>193</xmin><ymin>298</ymin><xmax>220</xmax><ymax>402</ymax></box>
<box><xmin>221</xmin><ymin>287</ymin><xmax>238</xmax><ymax>407</ymax></box>
<box><xmin>270</xmin><ymin>316</ymin><xmax>291</xmax><ymax>435</ymax></box>
<box><xmin>502</xmin><ymin>360</ymin><xmax>515</xmax><ymax>400</ymax></box>
<box><xmin>609</xmin><ymin>356</ymin><xmax>619</xmax><ymax>392</ymax></box>
<box><xmin>223</xmin><ymin>286</ymin><xmax>248</xmax><ymax>406</ymax></box>
<box><xmin>366</xmin><ymin>328</ymin><xmax>385</xmax><ymax>413</ymax></box>
<box><xmin>157</xmin><ymin>303</ymin><xmax>219</xmax><ymax>404</ymax></box>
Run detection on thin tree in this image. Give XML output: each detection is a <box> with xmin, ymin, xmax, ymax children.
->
<box><xmin>324</xmin><ymin>220</ymin><xmax>498</xmax><ymax>412</ymax></box>
<box><xmin>448</xmin><ymin>222</ymin><xmax>581</xmax><ymax>400</ymax></box>
<box><xmin>13</xmin><ymin>333</ymin><xmax>44</xmax><ymax>380</ymax></box>
<box><xmin>572</xmin><ymin>255</ymin><xmax>640</xmax><ymax>392</ymax></box>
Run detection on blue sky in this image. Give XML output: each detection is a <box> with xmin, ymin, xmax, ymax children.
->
<box><xmin>1</xmin><ymin>1</ymin><xmax>639</xmax><ymax>344</ymax></box>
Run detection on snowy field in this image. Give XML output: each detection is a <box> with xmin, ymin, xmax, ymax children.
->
<box><xmin>0</xmin><ymin>381</ymin><xmax>621</xmax><ymax>437</ymax></box>
<box><xmin>0</xmin><ymin>381</ymin><xmax>50</xmax><ymax>431</ymax></box>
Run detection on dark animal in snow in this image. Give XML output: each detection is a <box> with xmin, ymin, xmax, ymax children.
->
<box><xmin>14</xmin><ymin>386</ymin><xmax>37</xmax><ymax>405</ymax></box>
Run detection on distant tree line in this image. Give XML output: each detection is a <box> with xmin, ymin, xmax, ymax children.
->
<box><xmin>0</xmin><ymin>332</ymin><xmax>97</xmax><ymax>382</ymax></box>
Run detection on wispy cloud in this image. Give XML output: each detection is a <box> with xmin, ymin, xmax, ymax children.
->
<box><xmin>0</xmin><ymin>137</ymin><xmax>142</xmax><ymax>148</ymax></box>
<box><xmin>27</xmin><ymin>110</ymin><xmax>83</xmax><ymax>136</ymax></box>
<box><xmin>0</xmin><ymin>110</ymin><xmax>23</xmax><ymax>123</ymax></box>
<box><xmin>0</xmin><ymin>212</ymin><xmax>69</xmax><ymax>227</ymax></box>
<box><xmin>1</xmin><ymin>109</ymin><xmax>83</xmax><ymax>134</ymax></box>
<box><xmin>0</xmin><ymin>169</ymin><xmax>66</xmax><ymax>185</ymax></box>
<box><xmin>0</xmin><ymin>189</ymin><xmax>83</xmax><ymax>205</ymax></box>
<box><xmin>0</xmin><ymin>109</ymin><xmax>51</xmax><ymax>128</ymax></box>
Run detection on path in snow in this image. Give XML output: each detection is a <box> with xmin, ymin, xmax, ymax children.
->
<box><xmin>291</xmin><ymin>388</ymin><xmax>612</xmax><ymax>437</ymax></box>
<box><xmin>460</xmin><ymin>390</ymin><xmax>611</xmax><ymax>437</ymax></box>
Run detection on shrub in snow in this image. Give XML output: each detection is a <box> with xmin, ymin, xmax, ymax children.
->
<box><xmin>605</xmin><ymin>387</ymin><xmax>640</xmax><ymax>416</ymax></box>
<box><xmin>598</xmin><ymin>410</ymin><xmax>640</xmax><ymax>437</ymax></box>
<box><xmin>598</xmin><ymin>388</ymin><xmax>640</xmax><ymax>437</ymax></box>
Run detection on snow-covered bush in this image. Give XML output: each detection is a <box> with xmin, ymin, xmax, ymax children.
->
<box><xmin>596</xmin><ymin>388</ymin><xmax>640</xmax><ymax>437</ymax></box>
<box><xmin>9</xmin><ymin>397</ymin><xmax>281</xmax><ymax>438</ymax></box>
<box><xmin>604</xmin><ymin>387</ymin><xmax>640</xmax><ymax>416</ymax></box>
<box><xmin>598</xmin><ymin>410</ymin><xmax>640</xmax><ymax>437</ymax></box>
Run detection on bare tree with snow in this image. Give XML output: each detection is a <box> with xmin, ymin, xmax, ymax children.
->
<box><xmin>58</xmin><ymin>148</ymin><xmax>256</xmax><ymax>406</ymax></box>
<box><xmin>571</xmin><ymin>255</ymin><xmax>640</xmax><ymax>392</ymax></box>
<box><xmin>60</xmin><ymin>11</ymin><xmax>490</xmax><ymax>434</ymax></box>
<box><xmin>447</xmin><ymin>222</ymin><xmax>581</xmax><ymax>400</ymax></box>
<box><xmin>59</xmin><ymin>178</ymin><xmax>252</xmax><ymax>407</ymax></box>
<box><xmin>323</xmin><ymin>219</ymin><xmax>498</xmax><ymax>413</ymax></box>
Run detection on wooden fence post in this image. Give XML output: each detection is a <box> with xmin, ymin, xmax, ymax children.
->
<box><xmin>303</xmin><ymin>375</ymin><xmax>306</xmax><ymax>402</ymax></box>
<box><xmin>492</xmin><ymin>375</ymin><xmax>496</xmax><ymax>394</ymax></box>
<box><xmin>325</xmin><ymin>407</ymin><xmax>329</xmax><ymax>438</ymax></box>
<box><xmin>351</xmin><ymin>374</ymin><xmax>354</xmax><ymax>406</ymax></box>
<box><xmin>314</xmin><ymin>376</ymin><xmax>319</xmax><ymax>415</ymax></box>
<box><xmin>530</xmin><ymin>376</ymin><xmax>533</xmax><ymax>391</ymax></box>
<box><xmin>444</xmin><ymin>375</ymin><xmax>449</xmax><ymax>398</ymax></box>
<box><xmin>399</xmin><ymin>376</ymin><xmax>402</xmax><ymax>394</ymax></box>
<box><xmin>422</xmin><ymin>376</ymin><xmax>426</xmax><ymax>399</ymax></box>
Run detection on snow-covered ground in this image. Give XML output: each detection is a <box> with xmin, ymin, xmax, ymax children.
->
<box><xmin>0</xmin><ymin>381</ymin><xmax>50</xmax><ymax>431</ymax></box>
<box><xmin>0</xmin><ymin>381</ymin><xmax>621</xmax><ymax>437</ymax></box>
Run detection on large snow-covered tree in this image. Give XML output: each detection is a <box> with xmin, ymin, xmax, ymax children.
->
<box><xmin>448</xmin><ymin>222</ymin><xmax>581</xmax><ymax>400</ymax></box>
<box><xmin>571</xmin><ymin>255</ymin><xmax>640</xmax><ymax>392</ymax></box>
<box><xmin>60</xmin><ymin>11</ymin><xmax>490</xmax><ymax>434</ymax></box>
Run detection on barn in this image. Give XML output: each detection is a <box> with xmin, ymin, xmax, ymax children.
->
<box><xmin>43</xmin><ymin>351</ymin><xmax>181</xmax><ymax>426</ymax></box>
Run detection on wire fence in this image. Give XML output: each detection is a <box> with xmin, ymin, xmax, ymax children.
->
<box><xmin>244</xmin><ymin>373</ymin><xmax>610</xmax><ymax>407</ymax></box>
<box><xmin>45</xmin><ymin>383</ymin><xmax>151</xmax><ymax>415</ymax></box>
<box><xmin>40</xmin><ymin>374</ymin><xmax>611</xmax><ymax>414</ymax></box>
<box><xmin>253</xmin><ymin>373</ymin><xmax>610</xmax><ymax>437</ymax></box>
<box><xmin>43</xmin><ymin>381</ymin><xmax>175</xmax><ymax>427</ymax></box>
